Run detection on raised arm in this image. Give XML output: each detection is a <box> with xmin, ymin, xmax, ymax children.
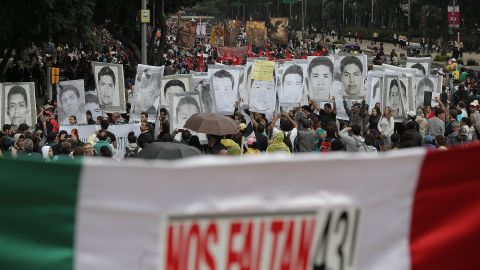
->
<box><xmin>269</xmin><ymin>113</ymin><xmax>281</xmax><ymax>131</ymax></box>
<box><xmin>332</xmin><ymin>96</ymin><xmax>337</xmax><ymax>114</ymax></box>
<box><xmin>249</xmin><ymin>112</ymin><xmax>259</xmax><ymax>129</ymax></box>
<box><xmin>285</xmin><ymin>113</ymin><xmax>298</xmax><ymax>129</ymax></box>
<box><xmin>343</xmin><ymin>99</ymin><xmax>352</xmax><ymax>116</ymax></box>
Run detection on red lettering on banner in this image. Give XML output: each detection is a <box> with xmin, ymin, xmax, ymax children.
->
<box><xmin>254</xmin><ymin>221</ymin><xmax>265</xmax><ymax>270</ymax></box>
<box><xmin>166</xmin><ymin>224</ymin><xmax>184</xmax><ymax>270</ymax></box>
<box><xmin>184</xmin><ymin>223</ymin><xmax>201</xmax><ymax>270</ymax></box>
<box><xmin>296</xmin><ymin>218</ymin><xmax>316</xmax><ymax>270</ymax></box>
<box><xmin>269</xmin><ymin>220</ymin><xmax>284</xmax><ymax>270</ymax></box>
<box><xmin>241</xmin><ymin>221</ymin><xmax>254</xmax><ymax>270</ymax></box>
<box><xmin>280</xmin><ymin>220</ymin><xmax>295</xmax><ymax>270</ymax></box>
<box><xmin>226</xmin><ymin>221</ymin><xmax>243</xmax><ymax>269</ymax></box>
<box><xmin>204</xmin><ymin>222</ymin><xmax>218</xmax><ymax>270</ymax></box>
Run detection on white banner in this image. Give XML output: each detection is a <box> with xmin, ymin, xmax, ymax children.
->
<box><xmin>76</xmin><ymin>150</ymin><xmax>425</xmax><ymax>270</ymax></box>
<box><xmin>60</xmin><ymin>123</ymin><xmax>140</xmax><ymax>160</ymax></box>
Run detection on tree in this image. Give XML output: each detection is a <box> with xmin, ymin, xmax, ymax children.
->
<box><xmin>0</xmin><ymin>0</ymin><xmax>96</xmax><ymax>79</ymax></box>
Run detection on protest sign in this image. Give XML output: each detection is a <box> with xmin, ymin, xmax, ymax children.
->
<box><xmin>1</xmin><ymin>82</ymin><xmax>37</xmax><ymax>127</ymax></box>
<box><xmin>92</xmin><ymin>62</ymin><xmax>126</xmax><ymax>113</ymax></box>
<box><xmin>251</xmin><ymin>60</ymin><xmax>275</xmax><ymax>81</ymax></box>
<box><xmin>60</xmin><ymin>123</ymin><xmax>140</xmax><ymax>160</ymax></box>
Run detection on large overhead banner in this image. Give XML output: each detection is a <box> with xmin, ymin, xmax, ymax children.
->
<box><xmin>246</xmin><ymin>21</ymin><xmax>267</xmax><ymax>47</ymax></box>
<box><xmin>268</xmin><ymin>17</ymin><xmax>289</xmax><ymax>45</ymax></box>
<box><xmin>176</xmin><ymin>19</ymin><xmax>197</xmax><ymax>48</ymax></box>
<box><xmin>225</xmin><ymin>20</ymin><xmax>241</xmax><ymax>47</ymax></box>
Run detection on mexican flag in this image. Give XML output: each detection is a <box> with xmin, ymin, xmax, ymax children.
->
<box><xmin>1</xmin><ymin>145</ymin><xmax>479</xmax><ymax>270</ymax></box>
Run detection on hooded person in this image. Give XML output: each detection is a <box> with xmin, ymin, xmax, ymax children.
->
<box><xmin>220</xmin><ymin>139</ymin><xmax>241</xmax><ymax>156</ymax></box>
<box><xmin>266</xmin><ymin>132</ymin><xmax>291</xmax><ymax>153</ymax></box>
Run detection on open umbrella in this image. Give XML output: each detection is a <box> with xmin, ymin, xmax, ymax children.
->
<box><xmin>184</xmin><ymin>113</ymin><xmax>239</xmax><ymax>136</ymax></box>
<box><xmin>136</xmin><ymin>142</ymin><xmax>202</xmax><ymax>160</ymax></box>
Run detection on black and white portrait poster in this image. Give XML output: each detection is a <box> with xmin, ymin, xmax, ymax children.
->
<box><xmin>160</xmin><ymin>74</ymin><xmax>192</xmax><ymax>107</ymax></box>
<box><xmin>278</xmin><ymin>62</ymin><xmax>306</xmax><ymax>106</ymax></box>
<box><xmin>85</xmin><ymin>91</ymin><xmax>105</xmax><ymax>121</ymax></box>
<box><xmin>57</xmin><ymin>80</ymin><xmax>87</xmax><ymax>125</ymax></box>
<box><xmin>339</xmin><ymin>55</ymin><xmax>367</xmax><ymax>99</ymax></box>
<box><xmin>240</xmin><ymin>61</ymin><xmax>253</xmax><ymax>109</ymax></box>
<box><xmin>366</xmin><ymin>72</ymin><xmax>383</xmax><ymax>108</ymax></box>
<box><xmin>170</xmin><ymin>93</ymin><xmax>202</xmax><ymax>131</ymax></box>
<box><xmin>92</xmin><ymin>62</ymin><xmax>126</xmax><ymax>113</ymax></box>
<box><xmin>413</xmin><ymin>75</ymin><xmax>439</xmax><ymax>109</ymax></box>
<box><xmin>1</xmin><ymin>82</ymin><xmax>37</xmax><ymax>127</ymax></box>
<box><xmin>208</xmin><ymin>65</ymin><xmax>242</xmax><ymax>115</ymax></box>
<box><xmin>406</xmin><ymin>57</ymin><xmax>432</xmax><ymax>75</ymax></box>
<box><xmin>383</xmin><ymin>76</ymin><xmax>408</xmax><ymax>121</ymax></box>
<box><xmin>131</xmin><ymin>64</ymin><xmax>164</xmax><ymax>122</ymax></box>
<box><xmin>192</xmin><ymin>74</ymin><xmax>213</xmax><ymax>113</ymax></box>
<box><xmin>248</xmin><ymin>61</ymin><xmax>277</xmax><ymax>115</ymax></box>
<box><xmin>307</xmin><ymin>56</ymin><xmax>335</xmax><ymax>102</ymax></box>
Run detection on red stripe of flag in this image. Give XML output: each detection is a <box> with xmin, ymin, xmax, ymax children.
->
<box><xmin>410</xmin><ymin>143</ymin><xmax>480</xmax><ymax>270</ymax></box>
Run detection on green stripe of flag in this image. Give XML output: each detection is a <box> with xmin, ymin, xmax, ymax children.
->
<box><xmin>0</xmin><ymin>158</ymin><xmax>82</xmax><ymax>270</ymax></box>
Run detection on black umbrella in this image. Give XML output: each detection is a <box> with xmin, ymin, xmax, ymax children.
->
<box><xmin>136</xmin><ymin>142</ymin><xmax>202</xmax><ymax>160</ymax></box>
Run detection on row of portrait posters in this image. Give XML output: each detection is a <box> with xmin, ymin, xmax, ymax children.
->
<box><xmin>368</xmin><ymin>60</ymin><xmax>442</xmax><ymax>122</ymax></box>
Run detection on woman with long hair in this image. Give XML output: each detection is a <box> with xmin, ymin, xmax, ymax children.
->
<box><xmin>378</xmin><ymin>106</ymin><xmax>395</xmax><ymax>146</ymax></box>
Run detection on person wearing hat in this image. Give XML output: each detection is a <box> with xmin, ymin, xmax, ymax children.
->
<box><xmin>469</xmin><ymin>100</ymin><xmax>480</xmax><ymax>135</ymax></box>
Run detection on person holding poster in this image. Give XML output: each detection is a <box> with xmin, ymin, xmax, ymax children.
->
<box><xmin>307</xmin><ymin>57</ymin><xmax>334</xmax><ymax>101</ymax></box>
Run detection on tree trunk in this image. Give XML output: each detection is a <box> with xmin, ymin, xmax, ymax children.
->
<box><xmin>441</xmin><ymin>0</ymin><xmax>449</xmax><ymax>55</ymax></box>
<box><xmin>0</xmin><ymin>48</ymin><xmax>14</xmax><ymax>81</ymax></box>
<box><xmin>107</xmin><ymin>25</ymin><xmax>142</xmax><ymax>62</ymax></box>
<box><xmin>154</xmin><ymin>5</ymin><xmax>167</xmax><ymax>66</ymax></box>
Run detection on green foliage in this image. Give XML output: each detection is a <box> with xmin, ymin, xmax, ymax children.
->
<box><xmin>466</xmin><ymin>59</ymin><xmax>479</xmax><ymax>66</ymax></box>
<box><xmin>0</xmin><ymin>0</ymin><xmax>96</xmax><ymax>52</ymax></box>
<box><xmin>434</xmin><ymin>54</ymin><xmax>451</xmax><ymax>62</ymax></box>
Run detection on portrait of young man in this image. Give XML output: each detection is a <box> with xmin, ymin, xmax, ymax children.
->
<box><xmin>249</xmin><ymin>77</ymin><xmax>276</xmax><ymax>114</ymax></box>
<box><xmin>93</xmin><ymin>62</ymin><xmax>126</xmax><ymax>113</ymax></box>
<box><xmin>2</xmin><ymin>83</ymin><xmax>36</xmax><ymax>126</ymax></box>
<box><xmin>416</xmin><ymin>77</ymin><xmax>435</xmax><ymax>109</ymax></box>
<box><xmin>340</xmin><ymin>55</ymin><xmax>365</xmax><ymax>98</ymax></box>
<box><xmin>162</xmin><ymin>78</ymin><xmax>187</xmax><ymax>106</ymax></box>
<box><xmin>173</xmin><ymin>95</ymin><xmax>201</xmax><ymax>130</ymax></box>
<box><xmin>279</xmin><ymin>64</ymin><xmax>304</xmax><ymax>105</ymax></box>
<box><xmin>57</xmin><ymin>80</ymin><xmax>86</xmax><ymax>125</ymax></box>
<box><xmin>211</xmin><ymin>69</ymin><xmax>236</xmax><ymax>114</ymax></box>
<box><xmin>307</xmin><ymin>56</ymin><xmax>334</xmax><ymax>101</ymax></box>
<box><xmin>387</xmin><ymin>78</ymin><xmax>406</xmax><ymax>118</ymax></box>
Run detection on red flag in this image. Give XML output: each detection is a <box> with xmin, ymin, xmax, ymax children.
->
<box><xmin>313</xmin><ymin>50</ymin><xmax>320</xmax><ymax>56</ymax></box>
<box><xmin>301</xmin><ymin>54</ymin><xmax>307</xmax><ymax>60</ymax></box>
<box><xmin>247</xmin><ymin>44</ymin><xmax>254</xmax><ymax>58</ymax></box>
<box><xmin>285</xmin><ymin>49</ymin><xmax>292</xmax><ymax>60</ymax></box>
<box><xmin>259</xmin><ymin>50</ymin><xmax>263</xmax><ymax>57</ymax></box>
<box><xmin>197</xmin><ymin>54</ymin><xmax>205</xmax><ymax>72</ymax></box>
<box><xmin>221</xmin><ymin>52</ymin><xmax>227</xmax><ymax>63</ymax></box>
<box><xmin>265</xmin><ymin>50</ymin><xmax>273</xmax><ymax>61</ymax></box>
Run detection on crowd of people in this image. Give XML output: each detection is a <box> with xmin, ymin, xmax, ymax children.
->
<box><xmin>1</xmin><ymin>21</ymin><xmax>479</xmax><ymax>161</ymax></box>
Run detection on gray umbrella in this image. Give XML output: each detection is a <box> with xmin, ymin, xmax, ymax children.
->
<box><xmin>136</xmin><ymin>142</ymin><xmax>202</xmax><ymax>160</ymax></box>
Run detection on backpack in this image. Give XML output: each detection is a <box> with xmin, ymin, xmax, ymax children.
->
<box><xmin>283</xmin><ymin>132</ymin><xmax>293</xmax><ymax>153</ymax></box>
<box><xmin>124</xmin><ymin>146</ymin><xmax>140</xmax><ymax>158</ymax></box>
<box><xmin>320</xmin><ymin>138</ymin><xmax>335</xmax><ymax>152</ymax></box>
